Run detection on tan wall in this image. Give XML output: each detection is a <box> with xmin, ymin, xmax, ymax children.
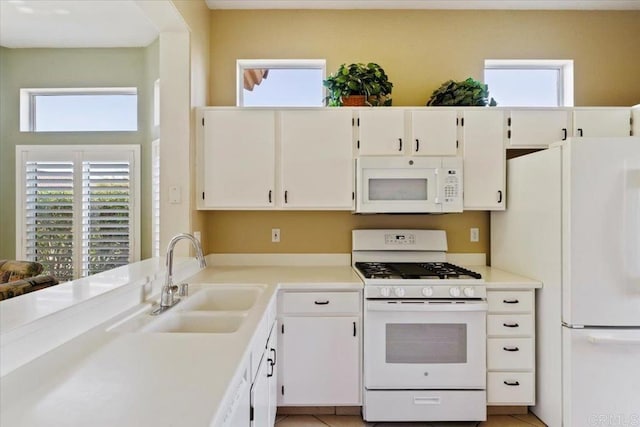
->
<box><xmin>204</xmin><ymin>9</ymin><xmax>640</xmax><ymax>255</ymax></box>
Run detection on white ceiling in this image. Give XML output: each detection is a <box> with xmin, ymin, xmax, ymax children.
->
<box><xmin>205</xmin><ymin>0</ymin><xmax>640</xmax><ymax>9</ymax></box>
<box><xmin>0</xmin><ymin>0</ymin><xmax>159</xmax><ymax>48</ymax></box>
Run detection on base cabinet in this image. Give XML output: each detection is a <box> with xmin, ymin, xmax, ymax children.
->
<box><xmin>251</xmin><ymin>323</ymin><xmax>277</xmax><ymax>426</ymax></box>
<box><xmin>486</xmin><ymin>289</ymin><xmax>536</xmax><ymax>406</ymax></box>
<box><xmin>277</xmin><ymin>290</ymin><xmax>361</xmax><ymax>407</ymax></box>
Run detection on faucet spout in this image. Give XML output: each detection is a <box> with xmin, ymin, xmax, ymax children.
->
<box><xmin>160</xmin><ymin>233</ymin><xmax>207</xmax><ymax>310</ymax></box>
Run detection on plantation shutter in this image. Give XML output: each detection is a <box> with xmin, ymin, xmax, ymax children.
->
<box><xmin>17</xmin><ymin>146</ymin><xmax>140</xmax><ymax>282</ymax></box>
<box><xmin>24</xmin><ymin>160</ymin><xmax>75</xmax><ymax>282</ymax></box>
<box><xmin>151</xmin><ymin>139</ymin><xmax>160</xmax><ymax>257</ymax></box>
<box><xmin>81</xmin><ymin>154</ymin><xmax>133</xmax><ymax>277</ymax></box>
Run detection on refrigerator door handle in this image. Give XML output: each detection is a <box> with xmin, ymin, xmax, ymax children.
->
<box><xmin>588</xmin><ymin>335</ymin><xmax>640</xmax><ymax>345</ymax></box>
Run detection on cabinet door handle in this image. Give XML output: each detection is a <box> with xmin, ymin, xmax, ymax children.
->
<box><xmin>497</xmin><ymin>190</ymin><xmax>503</xmax><ymax>203</ymax></box>
<box><xmin>270</xmin><ymin>348</ymin><xmax>277</xmax><ymax>366</ymax></box>
<box><xmin>415</xmin><ymin>139</ymin><xmax>420</xmax><ymax>152</ymax></box>
<box><xmin>503</xmin><ymin>322</ymin><xmax>520</xmax><ymax>328</ymax></box>
<box><xmin>398</xmin><ymin>138</ymin><xmax>403</xmax><ymax>151</ymax></box>
<box><xmin>503</xmin><ymin>299</ymin><xmax>519</xmax><ymax>304</ymax></box>
<box><xmin>268</xmin><ymin>190</ymin><xmax>272</xmax><ymax>203</ymax></box>
<box><xmin>284</xmin><ymin>190</ymin><xmax>288</xmax><ymax>203</ymax></box>
<box><xmin>503</xmin><ymin>346</ymin><xmax>520</xmax><ymax>352</ymax></box>
<box><xmin>562</xmin><ymin>128</ymin><xmax>567</xmax><ymax>140</ymax></box>
<box><xmin>504</xmin><ymin>380</ymin><xmax>520</xmax><ymax>386</ymax></box>
<box><xmin>314</xmin><ymin>300</ymin><xmax>329</xmax><ymax>305</ymax></box>
<box><xmin>353</xmin><ymin>321</ymin><xmax>357</xmax><ymax>337</ymax></box>
<box><xmin>577</xmin><ymin>128</ymin><xmax>584</xmax><ymax>137</ymax></box>
<box><xmin>267</xmin><ymin>359</ymin><xmax>274</xmax><ymax>377</ymax></box>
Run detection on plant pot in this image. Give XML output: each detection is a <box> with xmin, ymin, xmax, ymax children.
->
<box><xmin>341</xmin><ymin>95</ymin><xmax>366</xmax><ymax>106</ymax></box>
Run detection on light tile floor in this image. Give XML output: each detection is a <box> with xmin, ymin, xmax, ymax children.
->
<box><xmin>275</xmin><ymin>412</ymin><xmax>547</xmax><ymax>427</ymax></box>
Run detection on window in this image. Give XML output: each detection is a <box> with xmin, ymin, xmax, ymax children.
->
<box><xmin>20</xmin><ymin>87</ymin><xmax>138</xmax><ymax>132</ymax></box>
<box><xmin>484</xmin><ymin>60</ymin><xmax>574</xmax><ymax>107</ymax></box>
<box><xmin>237</xmin><ymin>59</ymin><xmax>325</xmax><ymax>107</ymax></box>
<box><xmin>16</xmin><ymin>146</ymin><xmax>140</xmax><ymax>282</ymax></box>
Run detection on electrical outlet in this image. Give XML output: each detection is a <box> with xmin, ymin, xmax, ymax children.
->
<box><xmin>470</xmin><ymin>228</ymin><xmax>479</xmax><ymax>242</ymax></box>
<box><xmin>271</xmin><ymin>228</ymin><xmax>281</xmax><ymax>243</ymax></box>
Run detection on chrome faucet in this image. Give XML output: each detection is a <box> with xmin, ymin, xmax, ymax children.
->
<box><xmin>155</xmin><ymin>233</ymin><xmax>207</xmax><ymax>314</ymax></box>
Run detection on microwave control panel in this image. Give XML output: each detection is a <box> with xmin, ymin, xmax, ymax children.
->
<box><xmin>443</xmin><ymin>169</ymin><xmax>460</xmax><ymax>202</ymax></box>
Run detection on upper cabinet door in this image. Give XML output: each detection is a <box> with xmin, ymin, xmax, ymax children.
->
<box><xmin>573</xmin><ymin>108</ymin><xmax>631</xmax><ymax>138</ymax></box>
<box><xmin>202</xmin><ymin>110</ymin><xmax>275</xmax><ymax>209</ymax></box>
<box><xmin>508</xmin><ymin>109</ymin><xmax>571</xmax><ymax>148</ymax></box>
<box><xmin>280</xmin><ymin>110</ymin><xmax>354</xmax><ymax>209</ymax></box>
<box><xmin>462</xmin><ymin>109</ymin><xmax>506</xmax><ymax>211</ymax></box>
<box><xmin>410</xmin><ymin>109</ymin><xmax>458</xmax><ymax>156</ymax></box>
<box><xmin>357</xmin><ymin>109</ymin><xmax>405</xmax><ymax>156</ymax></box>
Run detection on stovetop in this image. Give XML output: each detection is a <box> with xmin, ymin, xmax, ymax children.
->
<box><xmin>355</xmin><ymin>262</ymin><xmax>482</xmax><ymax>280</ymax></box>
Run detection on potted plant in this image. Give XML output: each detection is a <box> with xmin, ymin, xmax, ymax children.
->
<box><xmin>323</xmin><ymin>63</ymin><xmax>393</xmax><ymax>107</ymax></box>
<box><xmin>426</xmin><ymin>77</ymin><xmax>497</xmax><ymax>106</ymax></box>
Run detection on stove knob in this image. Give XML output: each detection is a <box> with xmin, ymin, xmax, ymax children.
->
<box><xmin>449</xmin><ymin>287</ymin><xmax>461</xmax><ymax>297</ymax></box>
<box><xmin>463</xmin><ymin>287</ymin><xmax>475</xmax><ymax>297</ymax></box>
<box><xmin>422</xmin><ymin>287</ymin><xmax>434</xmax><ymax>297</ymax></box>
<box><xmin>379</xmin><ymin>287</ymin><xmax>391</xmax><ymax>297</ymax></box>
<box><xmin>394</xmin><ymin>287</ymin><xmax>406</xmax><ymax>297</ymax></box>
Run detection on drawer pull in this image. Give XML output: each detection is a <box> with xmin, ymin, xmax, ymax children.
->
<box><xmin>503</xmin><ymin>299</ymin><xmax>520</xmax><ymax>304</ymax></box>
<box><xmin>314</xmin><ymin>300</ymin><xmax>330</xmax><ymax>305</ymax></box>
<box><xmin>504</xmin><ymin>380</ymin><xmax>520</xmax><ymax>386</ymax></box>
<box><xmin>503</xmin><ymin>322</ymin><xmax>520</xmax><ymax>328</ymax></box>
<box><xmin>503</xmin><ymin>346</ymin><xmax>520</xmax><ymax>352</ymax></box>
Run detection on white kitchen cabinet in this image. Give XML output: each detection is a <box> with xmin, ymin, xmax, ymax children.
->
<box><xmin>357</xmin><ymin>109</ymin><xmax>458</xmax><ymax>156</ymax></box>
<box><xmin>461</xmin><ymin>109</ymin><xmax>506</xmax><ymax>210</ymax></box>
<box><xmin>250</xmin><ymin>316</ymin><xmax>277</xmax><ymax>426</ymax></box>
<box><xmin>277</xmin><ymin>290</ymin><xmax>361</xmax><ymax>407</ymax></box>
<box><xmin>486</xmin><ymin>289</ymin><xmax>536</xmax><ymax>406</ymax></box>
<box><xmin>201</xmin><ymin>109</ymin><xmax>275</xmax><ymax>209</ymax></box>
<box><xmin>357</xmin><ymin>109</ymin><xmax>405</xmax><ymax>155</ymax></box>
<box><xmin>507</xmin><ymin>109</ymin><xmax>572</xmax><ymax>148</ymax></box>
<box><xmin>573</xmin><ymin>107</ymin><xmax>631</xmax><ymax>138</ymax></box>
<box><xmin>198</xmin><ymin>108</ymin><xmax>353</xmax><ymax>210</ymax></box>
<box><xmin>280</xmin><ymin>110</ymin><xmax>354</xmax><ymax>209</ymax></box>
<box><xmin>409</xmin><ymin>109</ymin><xmax>458</xmax><ymax>156</ymax></box>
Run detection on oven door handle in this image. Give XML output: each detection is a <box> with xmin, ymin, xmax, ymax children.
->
<box><xmin>366</xmin><ymin>301</ymin><xmax>488</xmax><ymax>312</ymax></box>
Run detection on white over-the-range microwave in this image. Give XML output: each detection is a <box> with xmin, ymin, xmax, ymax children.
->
<box><xmin>355</xmin><ymin>156</ymin><xmax>463</xmax><ymax>213</ymax></box>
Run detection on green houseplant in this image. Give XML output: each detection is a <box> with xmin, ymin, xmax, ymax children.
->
<box><xmin>323</xmin><ymin>63</ymin><xmax>393</xmax><ymax>106</ymax></box>
<box><xmin>426</xmin><ymin>77</ymin><xmax>497</xmax><ymax>106</ymax></box>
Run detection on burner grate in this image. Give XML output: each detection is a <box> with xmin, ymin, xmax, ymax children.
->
<box><xmin>355</xmin><ymin>262</ymin><xmax>482</xmax><ymax>280</ymax></box>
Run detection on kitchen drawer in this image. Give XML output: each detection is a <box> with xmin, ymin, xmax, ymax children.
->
<box><xmin>487</xmin><ymin>372</ymin><xmax>535</xmax><ymax>405</ymax></box>
<box><xmin>487</xmin><ymin>314</ymin><xmax>533</xmax><ymax>337</ymax></box>
<box><xmin>280</xmin><ymin>292</ymin><xmax>360</xmax><ymax>314</ymax></box>
<box><xmin>487</xmin><ymin>338</ymin><xmax>534</xmax><ymax>370</ymax></box>
<box><xmin>487</xmin><ymin>291</ymin><xmax>533</xmax><ymax>313</ymax></box>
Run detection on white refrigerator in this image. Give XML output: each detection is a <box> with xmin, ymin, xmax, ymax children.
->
<box><xmin>491</xmin><ymin>137</ymin><xmax>640</xmax><ymax>427</ymax></box>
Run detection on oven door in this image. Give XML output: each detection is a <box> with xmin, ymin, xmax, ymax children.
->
<box><xmin>364</xmin><ymin>299</ymin><xmax>487</xmax><ymax>390</ymax></box>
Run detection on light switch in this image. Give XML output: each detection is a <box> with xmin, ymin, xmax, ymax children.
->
<box><xmin>169</xmin><ymin>186</ymin><xmax>181</xmax><ymax>204</ymax></box>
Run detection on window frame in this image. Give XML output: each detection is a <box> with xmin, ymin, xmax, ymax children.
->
<box><xmin>484</xmin><ymin>59</ymin><xmax>574</xmax><ymax>107</ymax></box>
<box><xmin>20</xmin><ymin>87</ymin><xmax>138</xmax><ymax>132</ymax></box>
<box><xmin>15</xmin><ymin>145</ymin><xmax>141</xmax><ymax>281</ymax></box>
<box><xmin>236</xmin><ymin>59</ymin><xmax>326</xmax><ymax>107</ymax></box>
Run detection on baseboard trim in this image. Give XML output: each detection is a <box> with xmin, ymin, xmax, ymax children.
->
<box><xmin>487</xmin><ymin>405</ymin><xmax>529</xmax><ymax>415</ymax></box>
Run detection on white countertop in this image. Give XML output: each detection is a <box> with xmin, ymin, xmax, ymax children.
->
<box><xmin>0</xmin><ymin>263</ymin><xmax>361</xmax><ymax>427</ymax></box>
<box><xmin>0</xmin><ymin>259</ymin><xmax>538</xmax><ymax>427</ymax></box>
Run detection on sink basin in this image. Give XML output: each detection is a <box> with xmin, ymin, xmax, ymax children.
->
<box><xmin>142</xmin><ymin>312</ymin><xmax>247</xmax><ymax>334</ymax></box>
<box><xmin>178</xmin><ymin>285</ymin><xmax>265</xmax><ymax>311</ymax></box>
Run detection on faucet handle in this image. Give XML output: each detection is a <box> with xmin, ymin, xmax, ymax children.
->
<box><xmin>178</xmin><ymin>283</ymin><xmax>189</xmax><ymax>297</ymax></box>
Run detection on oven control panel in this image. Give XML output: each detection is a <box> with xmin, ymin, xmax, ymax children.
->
<box><xmin>384</xmin><ymin>233</ymin><xmax>416</xmax><ymax>245</ymax></box>
<box><xmin>365</xmin><ymin>285</ymin><xmax>486</xmax><ymax>299</ymax></box>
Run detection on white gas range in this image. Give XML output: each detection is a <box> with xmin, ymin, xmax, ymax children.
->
<box><xmin>353</xmin><ymin>229</ymin><xmax>488</xmax><ymax>423</ymax></box>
